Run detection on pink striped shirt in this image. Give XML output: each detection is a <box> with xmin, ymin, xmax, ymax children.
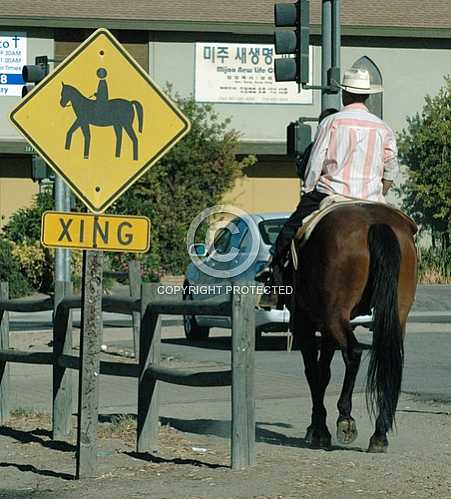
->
<box><xmin>303</xmin><ymin>103</ymin><xmax>399</xmax><ymax>202</ymax></box>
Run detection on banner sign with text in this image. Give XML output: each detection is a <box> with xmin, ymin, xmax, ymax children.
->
<box><xmin>41</xmin><ymin>211</ymin><xmax>150</xmax><ymax>253</ymax></box>
<box><xmin>195</xmin><ymin>42</ymin><xmax>313</xmax><ymax>105</ymax></box>
<box><xmin>0</xmin><ymin>32</ymin><xmax>26</xmax><ymax>97</ymax></box>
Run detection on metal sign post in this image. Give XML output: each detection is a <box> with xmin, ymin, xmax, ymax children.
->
<box><xmin>76</xmin><ymin>250</ymin><xmax>103</xmax><ymax>479</ymax></box>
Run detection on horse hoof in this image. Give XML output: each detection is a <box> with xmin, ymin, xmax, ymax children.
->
<box><xmin>336</xmin><ymin>417</ymin><xmax>358</xmax><ymax>445</ymax></box>
<box><xmin>305</xmin><ymin>426</ymin><xmax>314</xmax><ymax>444</ymax></box>
<box><xmin>305</xmin><ymin>426</ymin><xmax>331</xmax><ymax>449</ymax></box>
<box><xmin>367</xmin><ymin>436</ymin><xmax>388</xmax><ymax>453</ymax></box>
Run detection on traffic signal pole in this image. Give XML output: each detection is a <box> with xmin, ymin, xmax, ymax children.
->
<box><xmin>321</xmin><ymin>0</ymin><xmax>341</xmax><ymax>111</ymax></box>
<box><xmin>274</xmin><ymin>0</ymin><xmax>341</xmax><ymax>157</ymax></box>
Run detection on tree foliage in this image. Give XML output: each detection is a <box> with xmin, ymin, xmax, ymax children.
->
<box><xmin>397</xmin><ymin>77</ymin><xmax>451</xmax><ymax>249</ymax></box>
<box><xmin>113</xmin><ymin>89</ymin><xmax>255</xmax><ymax>275</ymax></box>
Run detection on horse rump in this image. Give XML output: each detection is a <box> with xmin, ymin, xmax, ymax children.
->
<box><xmin>366</xmin><ymin>223</ymin><xmax>404</xmax><ymax>431</ymax></box>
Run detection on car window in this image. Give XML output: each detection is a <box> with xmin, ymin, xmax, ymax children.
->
<box><xmin>231</xmin><ymin>219</ymin><xmax>248</xmax><ymax>249</ymax></box>
<box><xmin>213</xmin><ymin>227</ymin><xmax>232</xmax><ymax>255</ymax></box>
<box><xmin>259</xmin><ymin>219</ymin><xmax>287</xmax><ymax>245</ymax></box>
<box><xmin>238</xmin><ymin>229</ymin><xmax>251</xmax><ymax>252</ymax></box>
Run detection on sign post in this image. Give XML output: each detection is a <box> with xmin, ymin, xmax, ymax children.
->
<box><xmin>9</xmin><ymin>28</ymin><xmax>190</xmax><ymax>479</ymax></box>
<box><xmin>76</xmin><ymin>250</ymin><xmax>103</xmax><ymax>479</ymax></box>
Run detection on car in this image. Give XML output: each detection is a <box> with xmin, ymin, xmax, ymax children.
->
<box><xmin>183</xmin><ymin>211</ymin><xmax>372</xmax><ymax>340</ymax></box>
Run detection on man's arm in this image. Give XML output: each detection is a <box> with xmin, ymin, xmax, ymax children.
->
<box><xmin>302</xmin><ymin>121</ymin><xmax>332</xmax><ymax>192</ymax></box>
<box><xmin>382</xmin><ymin>126</ymin><xmax>399</xmax><ymax>190</ymax></box>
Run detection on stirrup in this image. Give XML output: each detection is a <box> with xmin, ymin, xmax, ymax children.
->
<box><xmin>255</xmin><ymin>264</ymin><xmax>273</xmax><ymax>284</ymax></box>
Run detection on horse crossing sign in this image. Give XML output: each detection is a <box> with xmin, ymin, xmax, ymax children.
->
<box><xmin>9</xmin><ymin>28</ymin><xmax>191</xmax><ymax>213</ymax></box>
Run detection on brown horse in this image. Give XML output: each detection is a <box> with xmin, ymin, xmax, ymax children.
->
<box><xmin>291</xmin><ymin>203</ymin><xmax>417</xmax><ymax>452</ymax></box>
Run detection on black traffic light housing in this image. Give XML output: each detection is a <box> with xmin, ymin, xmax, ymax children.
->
<box><xmin>32</xmin><ymin>156</ymin><xmax>54</xmax><ymax>182</ymax></box>
<box><xmin>274</xmin><ymin>0</ymin><xmax>310</xmax><ymax>84</ymax></box>
<box><xmin>287</xmin><ymin>121</ymin><xmax>312</xmax><ymax>157</ymax></box>
<box><xmin>22</xmin><ymin>55</ymin><xmax>49</xmax><ymax>97</ymax></box>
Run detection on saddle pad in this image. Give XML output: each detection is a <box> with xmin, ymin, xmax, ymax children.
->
<box><xmin>290</xmin><ymin>194</ymin><xmax>417</xmax><ymax>270</ymax></box>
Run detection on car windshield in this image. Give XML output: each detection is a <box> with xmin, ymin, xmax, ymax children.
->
<box><xmin>259</xmin><ymin>218</ymin><xmax>287</xmax><ymax>245</ymax></box>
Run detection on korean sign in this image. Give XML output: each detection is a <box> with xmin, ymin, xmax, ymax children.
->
<box><xmin>0</xmin><ymin>32</ymin><xmax>26</xmax><ymax>97</ymax></box>
<box><xmin>195</xmin><ymin>43</ymin><xmax>313</xmax><ymax>105</ymax></box>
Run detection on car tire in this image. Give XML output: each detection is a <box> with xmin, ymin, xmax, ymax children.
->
<box><xmin>183</xmin><ymin>285</ymin><xmax>210</xmax><ymax>340</ymax></box>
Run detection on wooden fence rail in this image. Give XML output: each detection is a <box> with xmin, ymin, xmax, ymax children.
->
<box><xmin>0</xmin><ymin>280</ymin><xmax>256</xmax><ymax>477</ymax></box>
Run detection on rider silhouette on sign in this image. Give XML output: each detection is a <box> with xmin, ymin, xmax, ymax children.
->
<box><xmin>94</xmin><ymin>67</ymin><xmax>109</xmax><ymax>118</ymax></box>
<box><xmin>60</xmin><ymin>66</ymin><xmax>143</xmax><ymax>160</ymax></box>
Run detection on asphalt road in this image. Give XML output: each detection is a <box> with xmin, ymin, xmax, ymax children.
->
<box><xmin>7</xmin><ymin>284</ymin><xmax>451</xmax><ymax>331</ymax></box>
<box><xmin>7</xmin><ymin>320</ymin><xmax>451</xmax><ymax>418</ymax></box>
<box><xmin>5</xmin><ymin>284</ymin><xmax>451</xmax><ymax>417</ymax></box>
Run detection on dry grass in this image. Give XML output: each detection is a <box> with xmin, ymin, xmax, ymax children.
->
<box><xmin>418</xmin><ymin>267</ymin><xmax>451</xmax><ymax>284</ymax></box>
<box><xmin>9</xmin><ymin>407</ymin><xmax>50</xmax><ymax>422</ymax></box>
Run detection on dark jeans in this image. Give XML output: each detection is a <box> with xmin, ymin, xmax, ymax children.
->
<box><xmin>271</xmin><ymin>189</ymin><xmax>328</xmax><ymax>264</ymax></box>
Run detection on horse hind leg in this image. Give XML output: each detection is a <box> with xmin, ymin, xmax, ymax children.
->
<box><xmin>124</xmin><ymin>123</ymin><xmax>138</xmax><ymax>160</ymax></box>
<box><xmin>114</xmin><ymin>125</ymin><xmax>123</xmax><ymax>158</ymax></box>
<box><xmin>326</xmin><ymin>317</ymin><xmax>362</xmax><ymax>445</ymax></box>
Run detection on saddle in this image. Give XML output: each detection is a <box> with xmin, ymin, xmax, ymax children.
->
<box><xmin>290</xmin><ymin>194</ymin><xmax>416</xmax><ymax>271</ymax></box>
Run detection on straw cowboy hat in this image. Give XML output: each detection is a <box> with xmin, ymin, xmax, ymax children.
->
<box><xmin>338</xmin><ymin>68</ymin><xmax>383</xmax><ymax>94</ymax></box>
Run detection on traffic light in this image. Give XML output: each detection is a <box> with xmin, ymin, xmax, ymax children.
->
<box><xmin>22</xmin><ymin>55</ymin><xmax>49</xmax><ymax>97</ymax></box>
<box><xmin>274</xmin><ymin>0</ymin><xmax>310</xmax><ymax>84</ymax></box>
<box><xmin>32</xmin><ymin>155</ymin><xmax>54</xmax><ymax>182</ymax></box>
<box><xmin>287</xmin><ymin>121</ymin><xmax>311</xmax><ymax>157</ymax></box>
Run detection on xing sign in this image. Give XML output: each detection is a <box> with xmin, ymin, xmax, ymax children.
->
<box><xmin>10</xmin><ymin>29</ymin><xmax>191</xmax><ymax>213</ymax></box>
<box><xmin>41</xmin><ymin>211</ymin><xmax>150</xmax><ymax>252</ymax></box>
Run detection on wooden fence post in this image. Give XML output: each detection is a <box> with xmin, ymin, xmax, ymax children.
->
<box><xmin>76</xmin><ymin>250</ymin><xmax>104</xmax><ymax>479</ymax></box>
<box><xmin>0</xmin><ymin>282</ymin><xmax>10</xmax><ymax>424</ymax></box>
<box><xmin>128</xmin><ymin>259</ymin><xmax>142</xmax><ymax>357</ymax></box>
<box><xmin>231</xmin><ymin>289</ymin><xmax>256</xmax><ymax>469</ymax></box>
<box><xmin>53</xmin><ymin>280</ymin><xmax>73</xmax><ymax>439</ymax></box>
<box><xmin>137</xmin><ymin>282</ymin><xmax>161</xmax><ymax>453</ymax></box>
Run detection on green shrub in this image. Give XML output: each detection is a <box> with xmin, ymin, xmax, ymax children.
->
<box><xmin>0</xmin><ymin>239</ymin><xmax>33</xmax><ymax>298</ymax></box>
<box><xmin>2</xmin><ymin>188</ymin><xmax>53</xmax><ymax>242</ymax></box>
<box><xmin>109</xmin><ymin>250</ymin><xmax>160</xmax><ymax>283</ymax></box>
<box><xmin>1</xmin><ymin>188</ymin><xmax>55</xmax><ymax>293</ymax></box>
<box><xmin>10</xmin><ymin>240</ymin><xmax>47</xmax><ymax>290</ymax></box>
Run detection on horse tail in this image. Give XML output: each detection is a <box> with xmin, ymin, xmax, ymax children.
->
<box><xmin>366</xmin><ymin>223</ymin><xmax>404</xmax><ymax>431</ymax></box>
<box><xmin>132</xmin><ymin>101</ymin><xmax>144</xmax><ymax>133</ymax></box>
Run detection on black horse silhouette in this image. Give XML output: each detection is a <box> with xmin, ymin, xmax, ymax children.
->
<box><xmin>60</xmin><ymin>83</ymin><xmax>143</xmax><ymax>160</ymax></box>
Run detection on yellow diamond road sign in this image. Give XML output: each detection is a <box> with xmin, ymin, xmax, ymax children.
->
<box><xmin>10</xmin><ymin>28</ymin><xmax>190</xmax><ymax>213</ymax></box>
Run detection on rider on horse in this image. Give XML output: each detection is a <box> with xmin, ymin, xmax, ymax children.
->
<box><xmin>256</xmin><ymin>68</ymin><xmax>399</xmax><ymax>286</ymax></box>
